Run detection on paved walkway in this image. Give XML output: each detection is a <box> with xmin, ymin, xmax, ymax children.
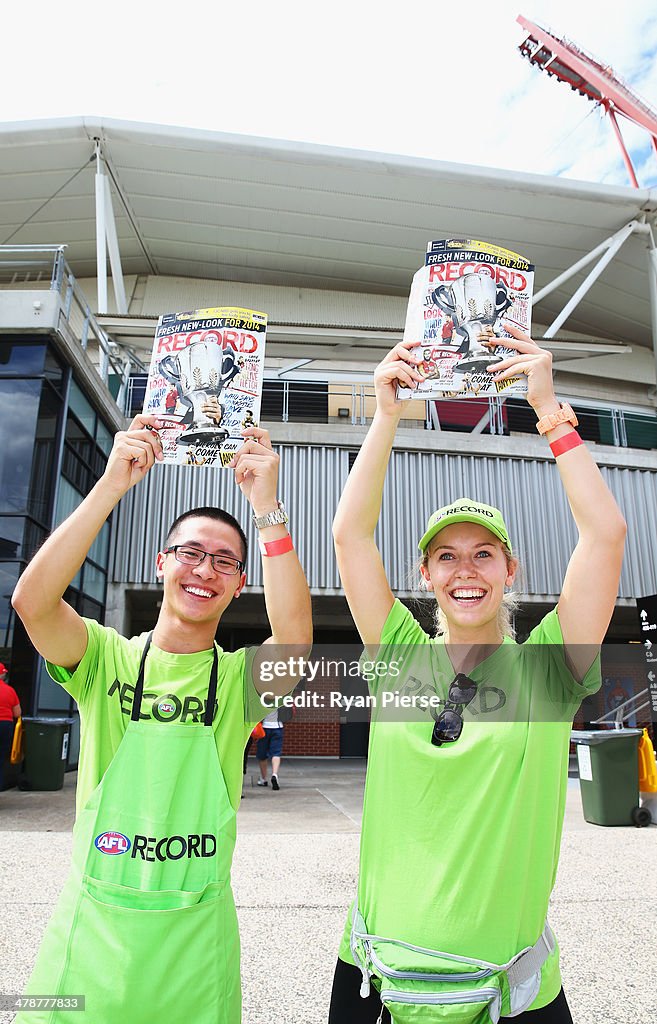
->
<box><xmin>1</xmin><ymin>759</ymin><xmax>655</xmax><ymax>1024</ymax></box>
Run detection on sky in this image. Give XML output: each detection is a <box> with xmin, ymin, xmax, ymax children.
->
<box><xmin>5</xmin><ymin>0</ymin><xmax>657</xmax><ymax>189</ymax></box>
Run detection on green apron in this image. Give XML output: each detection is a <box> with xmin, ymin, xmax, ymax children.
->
<box><xmin>19</xmin><ymin>637</ymin><xmax>242</xmax><ymax>1024</ymax></box>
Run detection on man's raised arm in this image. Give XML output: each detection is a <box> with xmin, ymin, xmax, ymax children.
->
<box><xmin>12</xmin><ymin>415</ymin><xmax>163</xmax><ymax>670</ymax></box>
<box><xmin>229</xmin><ymin>428</ymin><xmax>312</xmax><ymax>695</ymax></box>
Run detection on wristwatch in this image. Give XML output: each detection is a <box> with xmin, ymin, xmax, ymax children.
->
<box><xmin>252</xmin><ymin>500</ymin><xmax>289</xmax><ymax>530</ymax></box>
<box><xmin>535</xmin><ymin>402</ymin><xmax>578</xmax><ymax>436</ymax></box>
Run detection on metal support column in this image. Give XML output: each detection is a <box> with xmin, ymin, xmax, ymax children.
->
<box><xmin>95</xmin><ymin>142</ymin><xmax>128</xmax><ymax>315</ymax></box>
<box><xmin>534</xmin><ymin>221</ymin><xmax>638</xmax><ymax>308</ymax></box>
<box><xmin>95</xmin><ymin>143</ymin><xmax>108</xmax><ymax>314</ymax></box>
<box><xmin>607</xmin><ymin>108</ymin><xmax>640</xmax><ymax>189</ymax></box>
<box><xmin>542</xmin><ymin>221</ymin><xmax>638</xmax><ymax>338</ymax></box>
<box><xmin>647</xmin><ymin>239</ymin><xmax>657</xmax><ymax>396</ymax></box>
<box><xmin>103</xmin><ymin>177</ymin><xmax>128</xmax><ymax>314</ymax></box>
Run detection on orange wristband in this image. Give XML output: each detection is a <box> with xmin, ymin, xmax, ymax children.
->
<box><xmin>258</xmin><ymin>535</ymin><xmax>294</xmax><ymax>557</ymax></box>
<box><xmin>549</xmin><ymin>430</ymin><xmax>583</xmax><ymax>457</ymax></box>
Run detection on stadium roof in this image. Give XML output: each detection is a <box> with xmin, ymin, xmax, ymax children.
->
<box><xmin>1</xmin><ymin>116</ymin><xmax>656</xmax><ymax>349</ymax></box>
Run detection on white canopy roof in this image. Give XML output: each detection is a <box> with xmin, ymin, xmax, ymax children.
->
<box><xmin>1</xmin><ymin>116</ymin><xmax>656</xmax><ymax>349</ymax></box>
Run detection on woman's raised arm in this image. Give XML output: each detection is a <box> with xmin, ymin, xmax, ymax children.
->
<box><xmin>489</xmin><ymin>324</ymin><xmax>626</xmax><ymax>679</ymax></box>
<box><xmin>333</xmin><ymin>342</ymin><xmax>424</xmax><ymax>645</ymax></box>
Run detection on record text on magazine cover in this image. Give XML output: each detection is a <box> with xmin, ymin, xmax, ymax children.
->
<box><xmin>143</xmin><ymin>306</ymin><xmax>267</xmax><ymax>468</ymax></box>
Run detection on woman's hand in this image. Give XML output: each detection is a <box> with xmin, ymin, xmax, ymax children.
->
<box><xmin>374</xmin><ymin>341</ymin><xmax>425</xmax><ymax>416</ymax></box>
<box><xmin>486</xmin><ymin>322</ymin><xmax>558</xmax><ymax>415</ymax></box>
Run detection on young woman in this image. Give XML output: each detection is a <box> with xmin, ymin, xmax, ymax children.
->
<box><xmin>330</xmin><ymin>326</ymin><xmax>626</xmax><ymax>1024</ymax></box>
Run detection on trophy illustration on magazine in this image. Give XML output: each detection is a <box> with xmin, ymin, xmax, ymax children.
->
<box><xmin>397</xmin><ymin>239</ymin><xmax>535</xmax><ymax>401</ymax></box>
<box><xmin>431</xmin><ymin>273</ymin><xmax>514</xmax><ymax>374</ymax></box>
<box><xmin>158</xmin><ymin>341</ymin><xmax>243</xmax><ymax>446</ymax></box>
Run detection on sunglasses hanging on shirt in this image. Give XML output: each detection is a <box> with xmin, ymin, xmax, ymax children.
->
<box><xmin>431</xmin><ymin>673</ymin><xmax>478</xmax><ymax>747</ymax></box>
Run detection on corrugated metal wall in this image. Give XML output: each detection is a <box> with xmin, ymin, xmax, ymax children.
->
<box><xmin>111</xmin><ymin>446</ymin><xmax>657</xmax><ymax>600</ymax></box>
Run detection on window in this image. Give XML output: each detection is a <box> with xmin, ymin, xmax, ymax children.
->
<box><xmin>0</xmin><ymin>338</ymin><xmax>46</xmax><ymax>377</ymax></box>
<box><xmin>624</xmin><ymin>412</ymin><xmax>657</xmax><ymax>451</ymax></box>
<box><xmin>68</xmin><ymin>379</ymin><xmax>96</xmax><ymax>436</ymax></box>
<box><xmin>0</xmin><ymin>379</ymin><xmax>42</xmax><ymax>513</ymax></box>
<box><xmin>261</xmin><ymin>381</ymin><xmax>329</xmax><ymax>422</ymax></box>
<box><xmin>28</xmin><ymin>383</ymin><xmax>62</xmax><ymax>524</ymax></box>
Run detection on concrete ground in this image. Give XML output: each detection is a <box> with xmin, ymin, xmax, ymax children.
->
<box><xmin>1</xmin><ymin>758</ymin><xmax>655</xmax><ymax>1024</ymax></box>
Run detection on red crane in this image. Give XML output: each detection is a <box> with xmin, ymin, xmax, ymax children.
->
<box><xmin>517</xmin><ymin>14</ymin><xmax>657</xmax><ymax>188</ymax></box>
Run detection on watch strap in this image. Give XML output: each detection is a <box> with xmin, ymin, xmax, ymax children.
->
<box><xmin>252</xmin><ymin>500</ymin><xmax>288</xmax><ymax>530</ymax></box>
<box><xmin>535</xmin><ymin>403</ymin><xmax>578</xmax><ymax>436</ymax></box>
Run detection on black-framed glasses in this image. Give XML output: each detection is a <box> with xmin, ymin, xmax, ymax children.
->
<box><xmin>163</xmin><ymin>545</ymin><xmax>244</xmax><ymax>576</ymax></box>
<box><xmin>431</xmin><ymin>673</ymin><xmax>478</xmax><ymax>747</ymax></box>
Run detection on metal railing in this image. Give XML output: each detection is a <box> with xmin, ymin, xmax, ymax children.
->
<box><xmin>122</xmin><ymin>374</ymin><xmax>657</xmax><ymax>448</ymax></box>
<box><xmin>3</xmin><ymin>248</ymin><xmax>654</xmax><ymax>448</ymax></box>
<box><xmin>592</xmin><ymin>689</ymin><xmax>651</xmax><ymax>729</ymax></box>
<box><xmin>0</xmin><ymin>245</ymin><xmax>143</xmax><ymax>409</ymax></box>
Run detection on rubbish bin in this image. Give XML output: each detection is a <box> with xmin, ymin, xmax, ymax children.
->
<box><xmin>21</xmin><ymin>717</ymin><xmax>73</xmax><ymax>791</ymax></box>
<box><xmin>571</xmin><ymin>729</ymin><xmax>651</xmax><ymax>827</ymax></box>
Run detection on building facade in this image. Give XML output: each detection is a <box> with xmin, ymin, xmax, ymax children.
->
<box><xmin>1</xmin><ymin>118</ymin><xmax>656</xmax><ymax>763</ymax></box>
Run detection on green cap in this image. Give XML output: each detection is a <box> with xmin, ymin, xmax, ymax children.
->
<box><xmin>418</xmin><ymin>498</ymin><xmax>512</xmax><ymax>553</ymax></box>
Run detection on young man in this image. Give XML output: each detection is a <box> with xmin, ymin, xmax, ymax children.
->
<box><xmin>11</xmin><ymin>415</ymin><xmax>312</xmax><ymax>1024</ymax></box>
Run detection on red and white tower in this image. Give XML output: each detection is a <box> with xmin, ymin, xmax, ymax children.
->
<box><xmin>517</xmin><ymin>14</ymin><xmax>657</xmax><ymax>188</ymax></box>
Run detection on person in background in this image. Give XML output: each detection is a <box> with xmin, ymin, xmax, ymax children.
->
<box><xmin>257</xmin><ymin>706</ymin><xmax>287</xmax><ymax>790</ymax></box>
<box><xmin>0</xmin><ymin>662</ymin><xmax>21</xmax><ymax>791</ymax></box>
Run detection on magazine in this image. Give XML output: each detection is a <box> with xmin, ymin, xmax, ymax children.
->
<box><xmin>397</xmin><ymin>239</ymin><xmax>534</xmax><ymax>400</ymax></box>
<box><xmin>142</xmin><ymin>306</ymin><xmax>267</xmax><ymax>467</ymax></box>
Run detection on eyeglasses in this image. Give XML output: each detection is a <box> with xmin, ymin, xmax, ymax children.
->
<box><xmin>163</xmin><ymin>545</ymin><xmax>244</xmax><ymax>576</ymax></box>
<box><xmin>431</xmin><ymin>673</ymin><xmax>478</xmax><ymax>747</ymax></box>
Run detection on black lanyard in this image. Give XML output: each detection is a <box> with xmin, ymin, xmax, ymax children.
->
<box><xmin>131</xmin><ymin>633</ymin><xmax>219</xmax><ymax>727</ymax></box>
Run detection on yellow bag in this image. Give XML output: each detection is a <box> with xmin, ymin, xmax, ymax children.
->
<box><xmin>638</xmin><ymin>729</ymin><xmax>657</xmax><ymax>793</ymax></box>
<box><xmin>10</xmin><ymin>716</ymin><xmax>23</xmax><ymax>765</ymax></box>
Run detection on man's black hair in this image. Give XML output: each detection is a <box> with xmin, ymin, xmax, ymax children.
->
<box><xmin>165</xmin><ymin>507</ymin><xmax>248</xmax><ymax>564</ymax></box>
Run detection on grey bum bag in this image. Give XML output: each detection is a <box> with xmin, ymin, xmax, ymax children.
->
<box><xmin>350</xmin><ymin>905</ymin><xmax>557</xmax><ymax>1023</ymax></box>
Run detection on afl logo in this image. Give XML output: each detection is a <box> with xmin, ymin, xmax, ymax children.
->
<box><xmin>157</xmin><ymin>700</ymin><xmax>176</xmax><ymax>717</ymax></box>
<box><xmin>95</xmin><ymin>831</ymin><xmax>131</xmax><ymax>855</ymax></box>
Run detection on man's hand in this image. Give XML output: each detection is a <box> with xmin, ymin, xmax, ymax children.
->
<box><xmin>229</xmin><ymin>428</ymin><xmax>280</xmax><ymax>514</ymax></box>
<box><xmin>11</xmin><ymin>414</ymin><xmax>163</xmax><ymax>671</ymax></box>
<box><xmin>374</xmin><ymin>341</ymin><xmax>425</xmax><ymax>416</ymax></box>
<box><xmin>485</xmin><ymin>322</ymin><xmax>557</xmax><ymax>413</ymax></box>
<box><xmin>103</xmin><ymin>415</ymin><xmax>164</xmax><ymax>498</ymax></box>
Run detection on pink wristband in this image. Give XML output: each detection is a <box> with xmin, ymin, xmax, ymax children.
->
<box><xmin>549</xmin><ymin>430</ymin><xmax>583</xmax><ymax>457</ymax></box>
<box><xmin>258</xmin><ymin>535</ymin><xmax>294</xmax><ymax>558</ymax></box>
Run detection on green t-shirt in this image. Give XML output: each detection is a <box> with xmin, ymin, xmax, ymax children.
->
<box><xmin>48</xmin><ymin>619</ymin><xmax>264</xmax><ymax>817</ymax></box>
<box><xmin>338</xmin><ymin>600</ymin><xmax>601</xmax><ymax>1011</ymax></box>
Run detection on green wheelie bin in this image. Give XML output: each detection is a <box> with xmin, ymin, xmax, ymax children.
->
<box><xmin>571</xmin><ymin>729</ymin><xmax>651</xmax><ymax>827</ymax></box>
<box><xmin>21</xmin><ymin>716</ymin><xmax>73</xmax><ymax>791</ymax></box>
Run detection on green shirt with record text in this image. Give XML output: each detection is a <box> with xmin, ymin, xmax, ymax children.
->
<box><xmin>47</xmin><ymin>618</ymin><xmax>264</xmax><ymax>816</ymax></box>
<box><xmin>338</xmin><ymin>600</ymin><xmax>601</xmax><ymax>1012</ymax></box>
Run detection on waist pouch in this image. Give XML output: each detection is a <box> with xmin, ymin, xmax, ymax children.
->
<box><xmin>350</xmin><ymin>907</ymin><xmax>556</xmax><ymax>1024</ymax></box>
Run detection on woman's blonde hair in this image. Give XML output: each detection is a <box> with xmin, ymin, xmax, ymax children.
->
<box><xmin>417</xmin><ymin>546</ymin><xmax>520</xmax><ymax>640</ymax></box>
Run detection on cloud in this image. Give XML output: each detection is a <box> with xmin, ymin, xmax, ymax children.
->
<box><xmin>1</xmin><ymin>0</ymin><xmax>656</xmax><ymax>188</ymax></box>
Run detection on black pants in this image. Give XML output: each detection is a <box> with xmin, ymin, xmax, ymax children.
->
<box><xmin>328</xmin><ymin>958</ymin><xmax>574</xmax><ymax>1023</ymax></box>
<box><xmin>0</xmin><ymin>720</ymin><xmax>15</xmax><ymax>791</ymax></box>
